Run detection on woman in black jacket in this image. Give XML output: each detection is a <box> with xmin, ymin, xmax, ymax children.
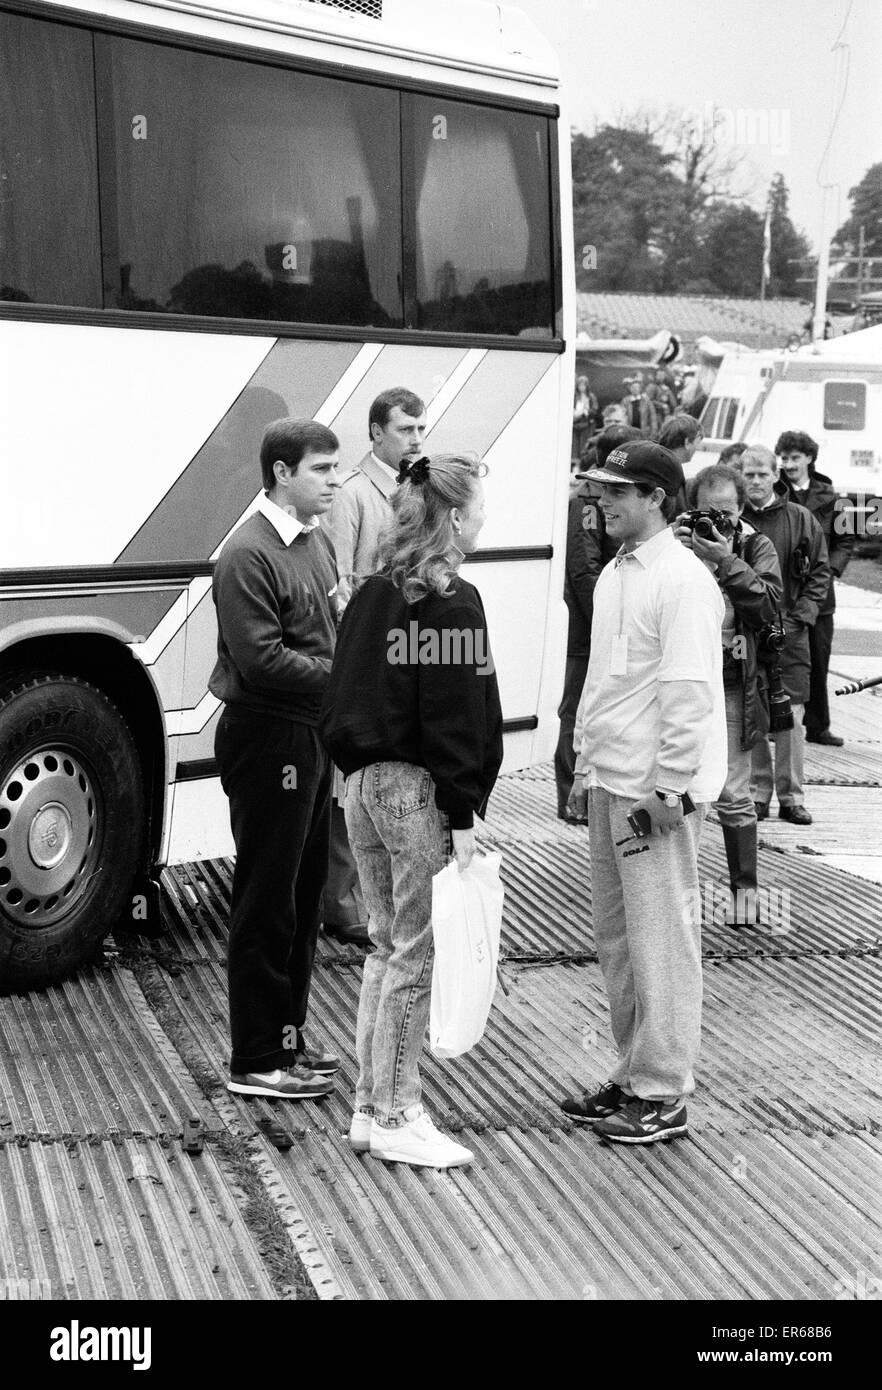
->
<box><xmin>320</xmin><ymin>453</ymin><xmax>503</xmax><ymax>1170</ymax></box>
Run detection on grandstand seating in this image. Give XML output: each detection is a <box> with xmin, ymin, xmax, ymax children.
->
<box><xmin>575</xmin><ymin>292</ymin><xmax>849</xmax><ymax>353</ymax></box>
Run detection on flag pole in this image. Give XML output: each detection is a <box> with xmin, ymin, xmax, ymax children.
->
<box><xmin>760</xmin><ymin>197</ymin><xmax>771</xmax><ymax>348</ymax></box>
<box><xmin>812</xmin><ymin>186</ymin><xmax>832</xmax><ymax>342</ymax></box>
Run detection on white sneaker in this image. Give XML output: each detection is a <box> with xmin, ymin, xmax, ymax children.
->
<box><xmin>369</xmin><ymin>1105</ymin><xmax>474</xmax><ymax>1169</ymax></box>
<box><xmin>348</xmin><ymin>1109</ymin><xmax>373</xmax><ymax>1152</ymax></box>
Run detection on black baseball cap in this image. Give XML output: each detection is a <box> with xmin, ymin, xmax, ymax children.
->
<box><xmin>584</xmin><ymin>439</ymin><xmax>684</xmax><ymax>496</ymax></box>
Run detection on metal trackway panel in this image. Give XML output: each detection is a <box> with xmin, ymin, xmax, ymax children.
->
<box><xmin>0</xmin><ymin>1138</ymin><xmax>276</xmax><ymax>1300</ymax></box>
<box><xmin>0</xmin><ymin>969</ymin><xmax>276</xmax><ymax>1300</ymax></box>
<box><xmin>802</xmin><ymin>747</ymin><xmax>882</xmax><ymax>786</ymax></box>
<box><xmin>3</xmin><ymin>698</ymin><xmax>881</xmax><ymax>1300</ymax></box>
<box><xmin>143</xmin><ymin>752</ymin><xmax>882</xmax><ymax>1300</ymax></box>
<box><xmin>229</xmin><ymin>1128</ymin><xmax>882</xmax><ymax>1300</ymax></box>
<box><xmin>148</xmin><ymin>949</ymin><xmax>882</xmax><ymax>1138</ymax></box>
<box><xmin>0</xmin><ymin>969</ymin><xmax>215</xmax><ymax>1140</ymax></box>
<box><xmin>159</xmin><ymin>794</ymin><xmax>882</xmax><ymax>968</ymax></box>
<box><xmin>105</xmin><ymin>926</ymin><xmax>882</xmax><ymax>1301</ymax></box>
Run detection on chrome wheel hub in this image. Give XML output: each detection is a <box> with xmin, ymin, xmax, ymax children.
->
<box><xmin>0</xmin><ymin>750</ymin><xmax>100</xmax><ymax>927</ymax></box>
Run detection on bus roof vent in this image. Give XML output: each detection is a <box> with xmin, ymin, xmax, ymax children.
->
<box><xmin>303</xmin><ymin>0</ymin><xmax>383</xmax><ymax>19</ymax></box>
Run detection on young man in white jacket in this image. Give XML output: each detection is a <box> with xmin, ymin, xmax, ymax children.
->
<box><xmin>561</xmin><ymin>440</ymin><xmax>727</xmax><ymax>1144</ymax></box>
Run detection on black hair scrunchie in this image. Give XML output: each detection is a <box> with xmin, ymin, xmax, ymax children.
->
<box><xmin>397</xmin><ymin>456</ymin><xmax>431</xmax><ymax>486</ymax></box>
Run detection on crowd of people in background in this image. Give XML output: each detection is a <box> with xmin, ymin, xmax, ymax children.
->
<box><xmin>559</xmin><ymin>394</ymin><xmax>854</xmax><ymax>939</ymax></box>
<box><xmin>572</xmin><ymin>364</ymin><xmax>704</xmax><ymax>460</ymax></box>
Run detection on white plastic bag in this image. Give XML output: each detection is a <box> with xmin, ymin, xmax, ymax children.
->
<box><xmin>429</xmin><ymin>852</ymin><xmax>504</xmax><ymax>1060</ymax></box>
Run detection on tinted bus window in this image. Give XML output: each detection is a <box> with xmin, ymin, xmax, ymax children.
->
<box><xmin>0</xmin><ymin>14</ymin><xmax>101</xmax><ymax>308</ymax></box>
<box><xmin>824</xmin><ymin>381</ymin><xmax>866</xmax><ymax>431</ymax></box>
<box><xmin>100</xmin><ymin>37</ymin><xmax>402</xmax><ymax>326</ymax></box>
<box><xmin>408</xmin><ymin>97</ymin><xmax>553</xmax><ymax>336</ymax></box>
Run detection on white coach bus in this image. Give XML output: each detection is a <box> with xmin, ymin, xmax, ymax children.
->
<box><xmin>0</xmin><ymin>0</ymin><xmax>574</xmax><ymax>989</ymax></box>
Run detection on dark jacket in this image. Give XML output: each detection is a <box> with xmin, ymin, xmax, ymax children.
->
<box><xmin>563</xmin><ymin>479</ymin><xmax>618</xmax><ymax>656</ymax></box>
<box><xmin>782</xmin><ymin>468</ymin><xmax>854</xmax><ymax>615</ymax></box>
<box><xmin>714</xmin><ymin>526</ymin><xmax>783</xmax><ymax>750</ymax></box>
<box><xmin>319</xmin><ymin>574</ymin><xmax>503</xmax><ymax>829</ymax></box>
<box><xmin>740</xmin><ymin>483</ymin><xmax>830</xmax><ymax>704</ymax></box>
<box><xmin>620</xmin><ymin>392</ymin><xmax>658</xmax><ymax>434</ymax></box>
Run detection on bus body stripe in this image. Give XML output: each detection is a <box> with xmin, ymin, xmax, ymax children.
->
<box><xmin>116</xmin><ymin>338</ymin><xmax>362</xmax><ymax>563</ymax></box>
<box><xmin>0</xmin><ymin>589</ymin><xmax>181</xmax><ymax>643</ymax></box>
<box><xmin>113</xmin><ymin>341</ymin><xmax>552</xmax><ymax>571</ymax></box>
<box><xmin>423</xmin><ymin>350</ymin><xmax>556</xmax><ymax>458</ymax></box>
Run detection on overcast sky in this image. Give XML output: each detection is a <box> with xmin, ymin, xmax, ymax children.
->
<box><xmin>514</xmin><ymin>0</ymin><xmax>882</xmax><ymax>256</ymax></box>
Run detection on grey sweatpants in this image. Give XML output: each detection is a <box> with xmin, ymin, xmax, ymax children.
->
<box><xmin>588</xmin><ymin>786</ymin><xmax>707</xmax><ymax>1102</ymax></box>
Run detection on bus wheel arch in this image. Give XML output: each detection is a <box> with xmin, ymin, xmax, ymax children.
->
<box><xmin>0</xmin><ymin>640</ymin><xmax>165</xmax><ymax>992</ymax></box>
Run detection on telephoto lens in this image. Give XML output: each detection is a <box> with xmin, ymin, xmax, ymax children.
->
<box><xmin>766</xmin><ymin>663</ymin><xmax>794</xmax><ymax>732</ymax></box>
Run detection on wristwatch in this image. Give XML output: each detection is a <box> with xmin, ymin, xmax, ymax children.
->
<box><xmin>655</xmin><ymin>788</ymin><xmax>681</xmax><ymax>808</ymax></box>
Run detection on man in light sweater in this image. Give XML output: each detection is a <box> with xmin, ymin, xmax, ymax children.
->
<box><xmin>560</xmin><ymin>440</ymin><xmax>727</xmax><ymax>1144</ymax></box>
<box><xmin>321</xmin><ymin>388</ymin><xmax>427</xmax><ymax>946</ymax></box>
<box><xmin>210</xmin><ymin>418</ymin><xmax>342</xmax><ymax>1100</ymax></box>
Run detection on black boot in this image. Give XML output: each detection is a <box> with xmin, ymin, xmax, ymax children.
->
<box><xmin>721</xmin><ymin>824</ymin><xmax>761</xmax><ymax>927</ymax></box>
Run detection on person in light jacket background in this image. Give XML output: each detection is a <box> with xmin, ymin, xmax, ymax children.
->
<box><xmin>321</xmin><ymin>388</ymin><xmax>427</xmax><ymax>947</ymax></box>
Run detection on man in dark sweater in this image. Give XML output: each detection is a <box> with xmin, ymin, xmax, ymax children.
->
<box><xmin>210</xmin><ymin>418</ymin><xmax>342</xmax><ymax>1100</ymax></box>
<box><xmin>776</xmin><ymin>430</ymin><xmax>854</xmax><ymax>745</ymax></box>
<box><xmin>738</xmin><ymin>446</ymin><xmax>830</xmax><ymax>826</ymax></box>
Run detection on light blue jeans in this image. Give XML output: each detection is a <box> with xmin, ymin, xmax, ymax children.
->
<box><xmin>344</xmin><ymin>762</ymin><xmax>450</xmax><ymax>1126</ymax></box>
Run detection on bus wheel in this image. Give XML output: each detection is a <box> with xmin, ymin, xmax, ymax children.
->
<box><xmin>0</xmin><ymin>674</ymin><xmax>146</xmax><ymax>993</ymax></box>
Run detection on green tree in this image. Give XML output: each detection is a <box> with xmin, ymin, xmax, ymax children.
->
<box><xmin>643</xmin><ymin>106</ymin><xmax>746</xmax><ymax>292</ymax></box>
<box><xmin>702</xmin><ymin>204</ymin><xmax>764</xmax><ymax>296</ymax></box>
<box><xmin>767</xmin><ymin>173</ymin><xmax>811</xmax><ymax>298</ymax></box>
<box><xmin>572</xmin><ymin>125</ymin><xmax>680</xmax><ymax>292</ymax></box>
<box><xmin>833</xmin><ymin>161</ymin><xmax>882</xmax><ymax>259</ymax></box>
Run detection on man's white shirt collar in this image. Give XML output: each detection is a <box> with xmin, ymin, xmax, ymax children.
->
<box><xmin>614</xmin><ymin>525</ymin><xmax>675</xmax><ymax>569</ymax></box>
<box><xmin>257</xmin><ymin>492</ymin><xmax>318</xmax><ymax>546</ymax></box>
<box><xmin>370</xmin><ymin>451</ymin><xmax>400</xmax><ymax>485</ymax></box>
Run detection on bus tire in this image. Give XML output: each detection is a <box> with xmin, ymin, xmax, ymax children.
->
<box><xmin>0</xmin><ymin>673</ymin><xmax>146</xmax><ymax>994</ymax></box>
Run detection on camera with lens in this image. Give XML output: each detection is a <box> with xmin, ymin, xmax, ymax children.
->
<box><xmin>756</xmin><ymin>619</ymin><xmax>786</xmax><ymax>661</ymax></box>
<box><xmin>680</xmin><ymin>507</ymin><xmax>736</xmax><ymax>541</ymax></box>
<box><xmin>756</xmin><ymin>620</ymin><xmax>794</xmax><ymax>732</ymax></box>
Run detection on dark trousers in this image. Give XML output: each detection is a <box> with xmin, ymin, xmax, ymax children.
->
<box><xmin>804</xmin><ymin>613</ymin><xmax>833</xmax><ymax>734</ymax></box>
<box><xmin>554</xmin><ymin>654</ymin><xmax>589</xmax><ymax>813</ymax></box>
<box><xmin>215</xmin><ymin>708</ymin><xmax>332</xmax><ymax>1074</ymax></box>
<box><xmin>323</xmin><ymin>797</ymin><xmax>367</xmax><ymax>927</ymax></box>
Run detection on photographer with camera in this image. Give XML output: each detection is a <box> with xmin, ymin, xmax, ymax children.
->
<box><xmin>675</xmin><ymin>466</ymin><xmax>783</xmax><ymax>927</ymax></box>
<box><xmin>738</xmin><ymin>447</ymin><xmax>830</xmax><ymax>826</ymax></box>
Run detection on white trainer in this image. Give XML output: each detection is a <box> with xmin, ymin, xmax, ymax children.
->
<box><xmin>348</xmin><ymin>1109</ymin><xmax>373</xmax><ymax>1152</ymax></box>
<box><xmin>369</xmin><ymin>1105</ymin><xmax>474</xmax><ymax>1169</ymax></box>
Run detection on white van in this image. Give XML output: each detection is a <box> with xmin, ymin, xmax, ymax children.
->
<box><xmin>690</xmin><ymin>325</ymin><xmax>882</xmax><ymax>514</ymax></box>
